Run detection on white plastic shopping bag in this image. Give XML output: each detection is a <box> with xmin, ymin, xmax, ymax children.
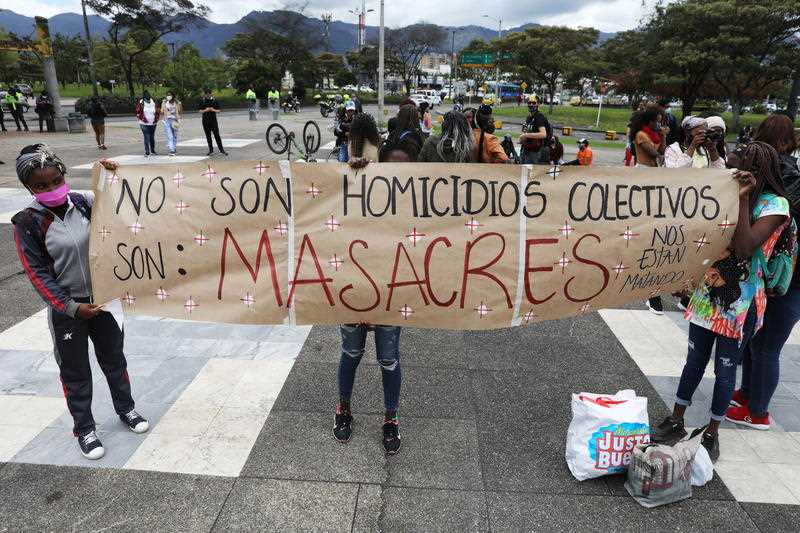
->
<box><xmin>565</xmin><ymin>389</ymin><xmax>650</xmax><ymax>481</ymax></box>
<box><xmin>691</xmin><ymin>445</ymin><xmax>714</xmax><ymax>487</ymax></box>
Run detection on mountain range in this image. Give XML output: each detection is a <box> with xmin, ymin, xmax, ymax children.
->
<box><xmin>0</xmin><ymin>8</ymin><xmax>614</xmax><ymax>57</ymax></box>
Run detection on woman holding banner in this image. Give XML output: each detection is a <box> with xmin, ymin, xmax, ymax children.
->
<box><xmin>333</xmin><ymin>133</ymin><xmax>420</xmax><ymax>455</ymax></box>
<box><xmin>11</xmin><ymin>146</ymin><xmax>149</xmax><ymax>460</ymax></box>
<box><xmin>653</xmin><ymin>142</ymin><xmax>795</xmax><ymax>461</ymax></box>
<box><xmin>726</xmin><ymin>115</ymin><xmax>800</xmax><ymax>431</ymax></box>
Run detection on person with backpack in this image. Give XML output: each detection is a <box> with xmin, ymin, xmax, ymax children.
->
<box><xmin>86</xmin><ymin>96</ymin><xmax>108</xmax><ymax>150</ymax></box>
<box><xmin>652</xmin><ymin>142</ymin><xmax>794</xmax><ymax>461</ymax></box>
<box><xmin>519</xmin><ymin>95</ymin><xmax>551</xmax><ymax>164</ymax></box>
<box><xmin>726</xmin><ymin>115</ymin><xmax>800</xmax><ymax>430</ymax></box>
<box><xmin>11</xmin><ymin>145</ymin><xmax>149</xmax><ymax>460</ymax></box>
<box><xmin>34</xmin><ymin>91</ymin><xmax>54</xmax><ymax>132</ymax></box>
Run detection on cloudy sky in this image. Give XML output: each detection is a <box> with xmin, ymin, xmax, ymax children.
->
<box><xmin>1</xmin><ymin>0</ymin><xmax>660</xmax><ymax>31</ymax></box>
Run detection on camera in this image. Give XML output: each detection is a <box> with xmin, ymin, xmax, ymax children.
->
<box><xmin>705</xmin><ymin>129</ymin><xmax>724</xmax><ymax>143</ymax></box>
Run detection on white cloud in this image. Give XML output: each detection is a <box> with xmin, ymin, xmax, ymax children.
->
<box><xmin>0</xmin><ymin>0</ymin><xmax>659</xmax><ymax>30</ymax></box>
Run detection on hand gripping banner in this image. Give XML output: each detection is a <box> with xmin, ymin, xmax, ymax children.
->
<box><xmin>89</xmin><ymin>161</ymin><xmax>737</xmax><ymax>330</ymax></box>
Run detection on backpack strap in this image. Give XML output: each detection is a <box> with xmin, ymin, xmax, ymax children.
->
<box><xmin>69</xmin><ymin>192</ymin><xmax>92</xmax><ymax>221</ymax></box>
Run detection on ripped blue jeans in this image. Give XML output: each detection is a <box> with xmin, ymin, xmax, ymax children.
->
<box><xmin>338</xmin><ymin>324</ymin><xmax>401</xmax><ymax>411</ymax></box>
<box><xmin>675</xmin><ymin>305</ymin><xmax>756</xmax><ymax>421</ymax></box>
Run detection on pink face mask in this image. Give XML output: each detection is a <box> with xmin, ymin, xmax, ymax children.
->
<box><xmin>34</xmin><ymin>183</ymin><xmax>70</xmax><ymax>207</ymax></box>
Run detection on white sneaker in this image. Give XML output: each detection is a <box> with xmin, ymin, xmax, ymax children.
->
<box><xmin>121</xmin><ymin>409</ymin><xmax>150</xmax><ymax>433</ymax></box>
<box><xmin>78</xmin><ymin>431</ymin><xmax>105</xmax><ymax>460</ymax></box>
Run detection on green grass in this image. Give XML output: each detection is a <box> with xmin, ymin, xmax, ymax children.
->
<box><xmin>33</xmin><ymin>82</ymin><xmax>238</xmax><ymax>99</ymax></box>
<box><xmin>492</xmin><ymin>104</ymin><xmax>800</xmax><ymax>134</ymax></box>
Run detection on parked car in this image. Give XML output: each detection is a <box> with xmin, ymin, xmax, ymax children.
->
<box><xmin>409</xmin><ymin>93</ymin><xmax>431</xmax><ymax>106</ymax></box>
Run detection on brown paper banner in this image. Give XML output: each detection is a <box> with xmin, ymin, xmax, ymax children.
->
<box><xmin>89</xmin><ymin>161</ymin><xmax>737</xmax><ymax>330</ymax></box>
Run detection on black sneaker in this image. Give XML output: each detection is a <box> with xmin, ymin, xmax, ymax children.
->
<box><xmin>207</xmin><ymin>150</ymin><xmax>214</xmax><ymax>156</ymax></box>
<box><xmin>382</xmin><ymin>420</ymin><xmax>401</xmax><ymax>455</ymax></box>
<box><xmin>120</xmin><ymin>409</ymin><xmax>149</xmax><ymax>434</ymax></box>
<box><xmin>701</xmin><ymin>432</ymin><xmax>720</xmax><ymax>462</ymax></box>
<box><xmin>220</xmin><ymin>150</ymin><xmax>229</xmax><ymax>156</ymax></box>
<box><xmin>651</xmin><ymin>415</ymin><xmax>687</xmax><ymax>444</ymax></box>
<box><xmin>333</xmin><ymin>406</ymin><xmax>353</xmax><ymax>443</ymax></box>
<box><xmin>647</xmin><ymin>297</ymin><xmax>664</xmax><ymax>315</ymax></box>
<box><xmin>78</xmin><ymin>430</ymin><xmax>105</xmax><ymax>460</ymax></box>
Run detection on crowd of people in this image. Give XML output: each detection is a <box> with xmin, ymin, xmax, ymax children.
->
<box><xmin>8</xmin><ymin>88</ymin><xmax>800</xmax><ymax>463</ymax></box>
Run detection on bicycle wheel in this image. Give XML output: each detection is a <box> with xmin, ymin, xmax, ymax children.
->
<box><xmin>266</xmin><ymin>123</ymin><xmax>289</xmax><ymax>155</ymax></box>
<box><xmin>302</xmin><ymin>120</ymin><xmax>322</xmax><ymax>155</ymax></box>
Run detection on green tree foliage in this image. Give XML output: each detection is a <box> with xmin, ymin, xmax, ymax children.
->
<box><xmin>385</xmin><ymin>24</ymin><xmax>447</xmax><ymax>93</ymax></box>
<box><xmin>86</xmin><ymin>0</ymin><xmax>209</xmax><ymax>101</ymax></box>
<box><xmin>52</xmin><ymin>34</ymin><xmax>89</xmax><ymax>86</ymax></box>
<box><xmin>163</xmin><ymin>44</ymin><xmax>226</xmax><ymax>97</ymax></box>
<box><xmin>496</xmin><ymin>26</ymin><xmax>599</xmax><ymax>113</ymax></box>
<box><xmin>598</xmin><ymin>30</ymin><xmax>652</xmax><ymax>109</ymax></box>
<box><xmin>0</xmin><ymin>29</ymin><xmax>21</xmax><ymax>84</ymax></box>
<box><xmin>704</xmin><ymin>0</ymin><xmax>800</xmax><ymax>129</ymax></box>
<box><xmin>346</xmin><ymin>46</ymin><xmax>379</xmax><ymax>87</ymax></box>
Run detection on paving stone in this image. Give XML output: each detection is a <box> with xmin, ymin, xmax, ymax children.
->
<box><xmin>604</xmin><ymin>471</ymin><xmax>734</xmax><ymax>501</ymax></box>
<box><xmin>386</xmin><ymin>417</ymin><xmax>483</xmax><ymax>491</ymax></box>
<box><xmin>272</xmin><ymin>361</ymin><xmax>475</xmax><ymax>419</ymax></box>
<box><xmin>741</xmin><ymin>502</ymin><xmax>800</xmax><ymax>532</ymax></box>
<box><xmin>372</xmin><ymin>487</ymin><xmax>488</xmax><ymax>532</ymax></box>
<box><xmin>352</xmin><ymin>483</ymin><xmax>383</xmax><ymax>533</ymax></box>
<box><xmin>0</xmin><ymin>462</ymin><xmax>233</xmax><ymax>532</ymax></box>
<box><xmin>214</xmin><ymin>478</ymin><xmax>358</xmax><ymax>532</ymax></box>
<box><xmin>241</xmin><ymin>411</ymin><xmax>387</xmax><ymax>484</ymax></box>
<box><xmin>486</xmin><ymin>492</ymin><xmax>758</xmax><ymax>532</ymax></box>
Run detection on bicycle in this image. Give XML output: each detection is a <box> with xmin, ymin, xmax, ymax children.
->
<box><xmin>266</xmin><ymin>120</ymin><xmax>322</xmax><ymax>161</ymax></box>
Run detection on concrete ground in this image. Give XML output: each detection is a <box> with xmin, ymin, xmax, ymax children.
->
<box><xmin>1</xmin><ymin>106</ymin><xmax>799</xmax><ymax>531</ymax></box>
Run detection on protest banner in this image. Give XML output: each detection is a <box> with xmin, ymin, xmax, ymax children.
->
<box><xmin>89</xmin><ymin>161</ymin><xmax>737</xmax><ymax>330</ymax></box>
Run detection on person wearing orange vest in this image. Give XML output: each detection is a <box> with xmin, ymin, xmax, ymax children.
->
<box><xmin>577</xmin><ymin>138</ymin><xmax>593</xmax><ymax>166</ymax></box>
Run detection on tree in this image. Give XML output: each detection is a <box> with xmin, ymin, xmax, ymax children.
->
<box><xmin>599</xmin><ymin>30</ymin><xmax>652</xmax><ymax>109</ymax></box>
<box><xmin>703</xmin><ymin>0</ymin><xmax>800</xmax><ymax>130</ymax></box>
<box><xmin>346</xmin><ymin>46</ymin><xmax>379</xmax><ymax>87</ymax></box>
<box><xmin>52</xmin><ymin>34</ymin><xmax>89</xmax><ymax>86</ymax></box>
<box><xmin>316</xmin><ymin>52</ymin><xmax>345</xmax><ymax>89</ymax></box>
<box><xmin>497</xmin><ymin>26</ymin><xmax>599</xmax><ymax>113</ymax></box>
<box><xmin>385</xmin><ymin>24</ymin><xmax>446</xmax><ymax>93</ymax></box>
<box><xmin>163</xmin><ymin>44</ymin><xmax>225</xmax><ymax>97</ymax></box>
<box><xmin>0</xmin><ymin>29</ymin><xmax>21</xmax><ymax>84</ymax></box>
<box><xmin>224</xmin><ymin>4</ymin><xmax>319</xmax><ymax>96</ymax></box>
<box><xmin>86</xmin><ymin>0</ymin><xmax>209</xmax><ymax>102</ymax></box>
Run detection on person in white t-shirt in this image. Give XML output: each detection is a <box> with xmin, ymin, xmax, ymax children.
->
<box><xmin>135</xmin><ymin>90</ymin><xmax>160</xmax><ymax>157</ymax></box>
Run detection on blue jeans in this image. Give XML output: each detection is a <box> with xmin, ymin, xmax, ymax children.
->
<box><xmin>741</xmin><ymin>287</ymin><xmax>800</xmax><ymax>416</ymax></box>
<box><xmin>140</xmin><ymin>124</ymin><xmax>156</xmax><ymax>154</ymax></box>
<box><xmin>338</xmin><ymin>325</ymin><xmax>402</xmax><ymax>411</ymax></box>
<box><xmin>676</xmin><ymin>305</ymin><xmax>756</xmax><ymax>420</ymax></box>
<box><xmin>337</xmin><ymin>143</ymin><xmax>349</xmax><ymax>163</ymax></box>
<box><xmin>163</xmin><ymin>118</ymin><xmax>178</xmax><ymax>153</ymax></box>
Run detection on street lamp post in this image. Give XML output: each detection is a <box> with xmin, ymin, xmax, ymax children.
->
<box><xmin>449</xmin><ymin>29</ymin><xmax>458</xmax><ymax>100</ymax></box>
<box><xmin>482</xmin><ymin>14</ymin><xmax>502</xmax><ymax>104</ymax></box>
<box><xmin>349</xmin><ymin>2</ymin><xmax>375</xmax><ymax>50</ymax></box>
<box><xmin>378</xmin><ymin>0</ymin><xmax>385</xmax><ymax>126</ymax></box>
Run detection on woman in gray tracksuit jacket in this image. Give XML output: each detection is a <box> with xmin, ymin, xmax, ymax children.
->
<box><xmin>12</xmin><ymin>145</ymin><xmax>149</xmax><ymax>460</ymax></box>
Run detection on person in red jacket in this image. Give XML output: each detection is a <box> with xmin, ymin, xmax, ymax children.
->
<box><xmin>135</xmin><ymin>90</ymin><xmax>160</xmax><ymax>157</ymax></box>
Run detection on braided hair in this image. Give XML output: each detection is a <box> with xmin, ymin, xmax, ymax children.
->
<box><xmin>16</xmin><ymin>144</ymin><xmax>67</xmax><ymax>185</ymax></box>
<box><xmin>738</xmin><ymin>141</ymin><xmax>794</xmax><ymax>215</ymax></box>
<box><xmin>349</xmin><ymin>113</ymin><xmax>381</xmax><ymax>159</ymax></box>
<box><xmin>379</xmin><ymin>130</ymin><xmax>420</xmax><ymax>162</ymax></box>
<box><xmin>437</xmin><ymin>111</ymin><xmax>473</xmax><ymax>163</ymax></box>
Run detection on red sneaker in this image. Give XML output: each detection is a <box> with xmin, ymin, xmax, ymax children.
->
<box><xmin>730</xmin><ymin>389</ymin><xmax>749</xmax><ymax>408</ymax></box>
<box><xmin>725</xmin><ymin>405</ymin><xmax>770</xmax><ymax>430</ymax></box>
